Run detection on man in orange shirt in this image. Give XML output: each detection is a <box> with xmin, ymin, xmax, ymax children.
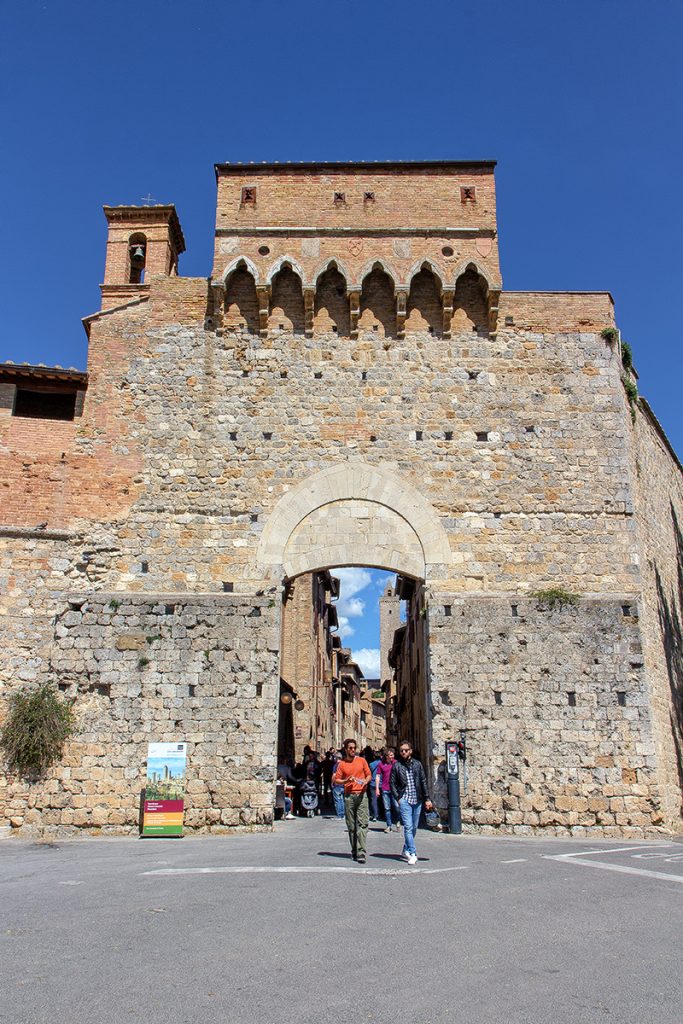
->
<box><xmin>332</xmin><ymin>738</ymin><xmax>372</xmax><ymax>863</ymax></box>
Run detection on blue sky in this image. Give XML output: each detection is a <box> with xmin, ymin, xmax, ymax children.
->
<box><xmin>332</xmin><ymin>567</ymin><xmax>395</xmax><ymax>678</ymax></box>
<box><xmin>2</xmin><ymin>1</ymin><xmax>680</xmax><ymax>455</ymax></box>
<box><xmin>1</xmin><ymin>1</ymin><xmax>681</xmax><ymax>662</ymax></box>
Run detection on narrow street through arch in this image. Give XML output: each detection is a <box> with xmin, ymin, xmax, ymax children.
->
<box><xmin>276</xmin><ymin>565</ymin><xmax>433</xmax><ymax>832</ymax></box>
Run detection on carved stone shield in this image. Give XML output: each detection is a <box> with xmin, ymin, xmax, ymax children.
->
<box><xmin>348</xmin><ymin>239</ymin><xmax>363</xmax><ymax>257</ymax></box>
<box><xmin>475</xmin><ymin>237</ymin><xmax>493</xmax><ymax>258</ymax></box>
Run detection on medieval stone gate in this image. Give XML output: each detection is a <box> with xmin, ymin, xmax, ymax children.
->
<box><xmin>1</xmin><ymin>161</ymin><xmax>681</xmax><ymax>837</ymax></box>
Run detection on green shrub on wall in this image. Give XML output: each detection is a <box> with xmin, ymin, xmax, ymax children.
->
<box><xmin>532</xmin><ymin>587</ymin><xmax>579</xmax><ymax>609</ymax></box>
<box><xmin>0</xmin><ymin>684</ymin><xmax>75</xmax><ymax>778</ymax></box>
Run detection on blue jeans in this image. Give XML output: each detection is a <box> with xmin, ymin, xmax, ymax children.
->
<box><xmin>333</xmin><ymin>784</ymin><xmax>345</xmax><ymax>818</ymax></box>
<box><xmin>399</xmin><ymin>799</ymin><xmax>422</xmax><ymax>856</ymax></box>
<box><xmin>381</xmin><ymin>790</ymin><xmax>400</xmax><ymax>827</ymax></box>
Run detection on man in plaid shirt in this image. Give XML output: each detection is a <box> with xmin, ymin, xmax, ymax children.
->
<box><xmin>390</xmin><ymin>741</ymin><xmax>433</xmax><ymax>865</ymax></box>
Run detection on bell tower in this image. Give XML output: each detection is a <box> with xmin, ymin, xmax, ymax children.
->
<box><xmin>101</xmin><ymin>204</ymin><xmax>185</xmax><ymax>308</ymax></box>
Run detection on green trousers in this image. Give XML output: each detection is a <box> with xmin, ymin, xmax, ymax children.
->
<box><xmin>344</xmin><ymin>791</ymin><xmax>369</xmax><ymax>858</ymax></box>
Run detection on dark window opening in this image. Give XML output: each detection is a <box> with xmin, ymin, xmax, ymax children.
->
<box><xmin>188</xmin><ymin>684</ymin><xmax>196</xmax><ymax>697</ymax></box>
<box><xmin>476</xmin><ymin>431</ymin><xmax>489</xmax><ymax>442</ymax></box>
<box><xmin>364</xmin><ymin>191</ymin><xmax>375</xmax><ymax>203</ymax></box>
<box><xmin>617</xmin><ymin>691</ymin><xmax>626</xmax><ymax>706</ymax></box>
<box><xmin>494</xmin><ymin>690</ymin><xmax>503</xmax><ymax>705</ymax></box>
<box><xmin>461</xmin><ymin>186</ymin><xmax>476</xmax><ymax>203</ymax></box>
<box><xmin>621</xmin><ymin>604</ymin><xmax>632</xmax><ymax>617</ymax></box>
<box><xmin>256</xmin><ymin>682</ymin><xmax>263</xmax><ymax>697</ymax></box>
<box><xmin>258</xmin><ymin>245</ymin><xmax>270</xmax><ymax>256</ymax></box>
<box><xmin>442</xmin><ymin>245</ymin><xmax>454</xmax><ymax>257</ymax></box>
<box><xmin>415</xmin><ymin>430</ymin><xmax>423</xmax><ymax>440</ymax></box>
<box><xmin>314</xmin><ymin>371</ymin><xmax>323</xmax><ymax>379</ymax></box>
<box><xmin>444</xmin><ymin>605</ymin><xmax>452</xmax><ymax>616</ymax></box>
<box><xmin>511</xmin><ymin>604</ymin><xmax>518</xmax><ymax>617</ymax></box>
<box><xmin>140</xmin><ymin>561</ymin><xmax>149</xmax><ymax>574</ymax></box>
<box><xmin>241</xmin><ymin>187</ymin><xmax>256</xmax><ymax>205</ymax></box>
<box><xmin>13</xmin><ymin>388</ymin><xmax>76</xmax><ymax>421</ymax></box>
<box><xmin>222</xmin><ymin>581</ymin><xmax>234</xmax><ymax>593</ymax></box>
<box><xmin>567</xmin><ymin>691</ymin><xmax>576</xmax><ymax>707</ymax></box>
<box><xmin>334</xmin><ymin>192</ymin><xmax>346</xmax><ymax>205</ymax></box>
<box><xmin>505</xmin><ymin>315</ymin><xmax>514</xmax><ymax>326</ymax></box>
<box><xmin>444</xmin><ymin>431</ymin><xmax>453</xmax><ymax>440</ymax></box>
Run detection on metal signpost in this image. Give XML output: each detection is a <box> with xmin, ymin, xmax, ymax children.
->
<box><xmin>445</xmin><ymin>740</ymin><xmax>462</xmax><ymax>834</ymax></box>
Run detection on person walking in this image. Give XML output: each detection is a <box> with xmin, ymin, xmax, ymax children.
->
<box><xmin>390</xmin><ymin>740</ymin><xmax>433</xmax><ymax>865</ymax></box>
<box><xmin>375</xmin><ymin>747</ymin><xmax>400</xmax><ymax>832</ymax></box>
<box><xmin>332</xmin><ymin>738</ymin><xmax>372</xmax><ymax>863</ymax></box>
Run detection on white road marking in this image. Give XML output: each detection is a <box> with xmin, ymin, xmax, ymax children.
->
<box><xmin>545</xmin><ymin>856</ymin><xmax>683</xmax><ymax>886</ymax></box>
<box><xmin>542</xmin><ymin>843</ymin><xmax>673</xmax><ymax>860</ymax></box>
<box><xmin>501</xmin><ymin>858</ymin><xmax>526</xmax><ymax>864</ymax></box>
<box><xmin>58</xmin><ymin>880</ymin><xmax>83</xmax><ymax>886</ymax></box>
<box><xmin>141</xmin><ymin>864</ymin><xmax>469</xmax><ymax>878</ymax></box>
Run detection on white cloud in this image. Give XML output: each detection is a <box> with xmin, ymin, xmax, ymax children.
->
<box><xmin>333</xmin><ymin>567</ymin><xmax>371</xmax><ymax>623</ymax></box>
<box><xmin>337</xmin><ymin>615</ymin><xmax>354</xmax><ymax>639</ymax></box>
<box><xmin>334</xmin><ymin>567</ymin><xmax>371</xmax><ymax>599</ymax></box>
<box><xmin>344</xmin><ymin>597</ymin><xmax>365</xmax><ymax>617</ymax></box>
<box><xmin>354</xmin><ymin>648</ymin><xmax>381</xmax><ymax>679</ymax></box>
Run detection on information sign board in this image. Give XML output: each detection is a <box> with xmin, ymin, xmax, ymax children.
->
<box><xmin>142</xmin><ymin>742</ymin><xmax>187</xmax><ymax>837</ymax></box>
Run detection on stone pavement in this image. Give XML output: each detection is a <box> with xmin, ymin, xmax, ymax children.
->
<box><xmin>2</xmin><ymin>818</ymin><xmax>682</xmax><ymax>1024</ymax></box>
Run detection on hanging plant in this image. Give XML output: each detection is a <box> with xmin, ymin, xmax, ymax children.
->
<box><xmin>600</xmin><ymin>327</ymin><xmax>619</xmax><ymax>344</ymax></box>
<box><xmin>621</xmin><ymin>341</ymin><xmax>633</xmax><ymax>372</ymax></box>
<box><xmin>622</xmin><ymin>375</ymin><xmax>639</xmax><ymax>423</ymax></box>
<box><xmin>0</xmin><ymin>684</ymin><xmax>75</xmax><ymax>778</ymax></box>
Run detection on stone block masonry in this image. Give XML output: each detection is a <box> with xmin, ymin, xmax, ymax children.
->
<box><xmin>428</xmin><ymin>595</ymin><xmax>663</xmax><ymax>836</ymax></box>
<box><xmin>2</xmin><ymin>593</ymin><xmax>280</xmax><ymax>836</ymax></box>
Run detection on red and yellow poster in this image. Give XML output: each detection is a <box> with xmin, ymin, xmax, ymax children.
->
<box><xmin>142</xmin><ymin>742</ymin><xmax>187</xmax><ymax>837</ymax></box>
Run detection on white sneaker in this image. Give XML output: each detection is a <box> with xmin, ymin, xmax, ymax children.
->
<box><xmin>285</xmin><ymin>813</ymin><xmax>295</xmax><ymax>819</ymax></box>
<box><xmin>407</xmin><ymin>853</ymin><xmax>418</xmax><ymax>866</ymax></box>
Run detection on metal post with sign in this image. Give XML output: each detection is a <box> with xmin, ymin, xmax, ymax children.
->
<box><xmin>445</xmin><ymin>740</ymin><xmax>462</xmax><ymax>834</ymax></box>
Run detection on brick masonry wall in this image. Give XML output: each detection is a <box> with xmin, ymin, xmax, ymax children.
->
<box><xmin>2</xmin><ymin>592</ymin><xmax>279</xmax><ymax>836</ymax></box>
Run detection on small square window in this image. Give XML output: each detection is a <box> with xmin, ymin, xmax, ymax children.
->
<box><xmin>364</xmin><ymin>191</ymin><xmax>375</xmax><ymax>202</ymax></box>
<box><xmin>334</xmin><ymin>191</ymin><xmax>346</xmax><ymax>205</ymax></box>
<box><xmin>460</xmin><ymin>186</ymin><xmax>476</xmax><ymax>203</ymax></box>
<box><xmin>241</xmin><ymin>186</ymin><xmax>256</xmax><ymax>205</ymax></box>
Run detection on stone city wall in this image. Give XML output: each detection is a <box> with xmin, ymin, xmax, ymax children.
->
<box><xmin>629</xmin><ymin>400</ymin><xmax>683</xmax><ymax>826</ymax></box>
<box><xmin>427</xmin><ymin>594</ymin><xmax>669</xmax><ymax>836</ymax></box>
<box><xmin>2</xmin><ymin>592</ymin><xmax>279</xmax><ymax>836</ymax></box>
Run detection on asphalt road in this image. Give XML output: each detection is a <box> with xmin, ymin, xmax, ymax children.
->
<box><xmin>2</xmin><ymin>819</ymin><xmax>682</xmax><ymax>1024</ymax></box>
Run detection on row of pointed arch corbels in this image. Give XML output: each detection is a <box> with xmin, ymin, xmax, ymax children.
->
<box><xmin>210</xmin><ymin>255</ymin><xmax>501</xmax><ymax>339</ymax></box>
